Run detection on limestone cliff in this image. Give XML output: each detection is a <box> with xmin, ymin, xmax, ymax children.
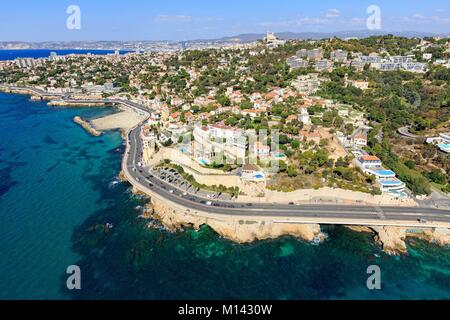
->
<box><xmin>346</xmin><ymin>225</ymin><xmax>450</xmax><ymax>255</ymax></box>
<box><xmin>414</xmin><ymin>228</ymin><xmax>450</xmax><ymax>246</ymax></box>
<box><xmin>150</xmin><ymin>199</ymin><xmax>321</xmax><ymax>244</ymax></box>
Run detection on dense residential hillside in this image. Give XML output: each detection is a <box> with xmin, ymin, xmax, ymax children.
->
<box><xmin>1</xmin><ymin>35</ymin><xmax>449</xmax><ymax>196</ymax></box>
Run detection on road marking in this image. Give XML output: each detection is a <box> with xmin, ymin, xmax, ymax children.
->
<box><xmin>374</xmin><ymin>206</ymin><xmax>386</xmax><ymax>220</ymax></box>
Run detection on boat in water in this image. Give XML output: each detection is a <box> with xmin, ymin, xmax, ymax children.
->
<box><xmin>108</xmin><ymin>177</ymin><xmax>121</xmax><ymax>189</ymax></box>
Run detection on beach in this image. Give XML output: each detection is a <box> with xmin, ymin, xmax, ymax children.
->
<box><xmin>92</xmin><ymin>110</ymin><xmax>147</xmax><ymax>131</ymax></box>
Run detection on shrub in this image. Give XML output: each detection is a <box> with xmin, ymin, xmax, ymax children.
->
<box><xmin>287</xmin><ymin>166</ymin><xmax>298</xmax><ymax>177</ymax></box>
<box><xmin>425</xmin><ymin>169</ymin><xmax>447</xmax><ymax>185</ymax></box>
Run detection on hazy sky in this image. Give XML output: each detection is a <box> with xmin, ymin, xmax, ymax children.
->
<box><xmin>0</xmin><ymin>0</ymin><xmax>449</xmax><ymax>41</ymax></box>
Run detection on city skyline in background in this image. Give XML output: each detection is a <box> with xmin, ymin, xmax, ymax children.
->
<box><xmin>0</xmin><ymin>0</ymin><xmax>449</xmax><ymax>42</ymax></box>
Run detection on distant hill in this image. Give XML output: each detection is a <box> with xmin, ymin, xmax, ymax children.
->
<box><xmin>214</xmin><ymin>30</ymin><xmax>446</xmax><ymax>43</ymax></box>
<box><xmin>1</xmin><ymin>30</ymin><xmax>448</xmax><ymax>51</ymax></box>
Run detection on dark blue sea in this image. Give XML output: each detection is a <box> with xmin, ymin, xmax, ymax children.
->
<box><xmin>0</xmin><ymin>51</ymin><xmax>449</xmax><ymax>300</ymax></box>
<box><xmin>0</xmin><ymin>49</ymin><xmax>130</xmax><ymax>61</ymax></box>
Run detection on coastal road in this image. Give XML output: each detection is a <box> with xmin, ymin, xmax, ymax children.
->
<box><xmin>0</xmin><ymin>85</ymin><xmax>66</xmax><ymax>98</ymax></box>
<box><xmin>125</xmin><ymin>124</ymin><xmax>450</xmax><ymax>226</ymax></box>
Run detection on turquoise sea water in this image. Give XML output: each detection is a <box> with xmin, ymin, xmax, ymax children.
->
<box><xmin>1</xmin><ymin>93</ymin><xmax>450</xmax><ymax>300</ymax></box>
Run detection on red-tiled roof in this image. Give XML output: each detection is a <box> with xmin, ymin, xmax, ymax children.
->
<box><xmin>360</xmin><ymin>155</ymin><xmax>381</xmax><ymax>162</ymax></box>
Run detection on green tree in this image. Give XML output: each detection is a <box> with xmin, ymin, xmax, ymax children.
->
<box><xmin>291</xmin><ymin>140</ymin><xmax>300</xmax><ymax>149</ymax></box>
<box><xmin>287</xmin><ymin>166</ymin><xmax>298</xmax><ymax>177</ymax></box>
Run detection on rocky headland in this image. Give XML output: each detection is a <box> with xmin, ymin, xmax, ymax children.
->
<box><xmin>137</xmin><ymin>187</ymin><xmax>324</xmax><ymax>244</ymax></box>
<box><xmin>347</xmin><ymin>225</ymin><xmax>450</xmax><ymax>255</ymax></box>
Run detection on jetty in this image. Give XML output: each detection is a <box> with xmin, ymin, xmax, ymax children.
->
<box><xmin>73</xmin><ymin>117</ymin><xmax>102</xmax><ymax>137</ymax></box>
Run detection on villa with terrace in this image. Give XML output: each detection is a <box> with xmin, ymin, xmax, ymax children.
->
<box><xmin>377</xmin><ymin>179</ymin><xmax>407</xmax><ymax>195</ymax></box>
<box><xmin>240</xmin><ymin>164</ymin><xmax>266</xmax><ymax>182</ymax></box>
<box><xmin>355</xmin><ymin>155</ymin><xmax>383</xmax><ymax>170</ymax></box>
<box><xmin>426</xmin><ymin>133</ymin><xmax>450</xmax><ymax>153</ymax></box>
<box><xmin>253</xmin><ymin>141</ymin><xmax>271</xmax><ymax>158</ymax></box>
<box><xmin>355</xmin><ymin>155</ymin><xmax>407</xmax><ymax>197</ymax></box>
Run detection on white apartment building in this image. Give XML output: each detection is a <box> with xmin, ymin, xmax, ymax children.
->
<box><xmin>299</xmin><ymin>107</ymin><xmax>311</xmax><ymax>125</ymax></box>
<box><xmin>315</xmin><ymin>60</ymin><xmax>334</xmax><ymax>72</ymax></box>
<box><xmin>291</xmin><ymin>74</ymin><xmax>322</xmax><ymax>95</ymax></box>
<box><xmin>193</xmin><ymin>124</ymin><xmax>246</xmax><ymax>165</ymax></box>
<box><xmin>331</xmin><ymin>50</ymin><xmax>348</xmax><ymax>63</ymax></box>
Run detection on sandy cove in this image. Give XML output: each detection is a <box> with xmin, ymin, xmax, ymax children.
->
<box><xmin>91</xmin><ymin>110</ymin><xmax>148</xmax><ymax>131</ymax></box>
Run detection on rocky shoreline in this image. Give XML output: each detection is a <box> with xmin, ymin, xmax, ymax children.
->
<box><xmin>124</xmin><ymin>184</ymin><xmax>449</xmax><ymax>254</ymax></box>
<box><xmin>140</xmin><ymin>191</ymin><xmax>450</xmax><ymax>254</ymax></box>
<box><xmin>128</xmin><ymin>180</ymin><xmax>450</xmax><ymax>254</ymax></box>
<box><xmin>126</xmin><ymin>171</ymin><xmax>450</xmax><ymax>255</ymax></box>
<box><xmin>146</xmin><ymin>194</ymin><xmax>324</xmax><ymax>244</ymax></box>
<box><xmin>0</xmin><ymin>87</ymin><xmax>60</xmax><ymax>101</ymax></box>
<box><xmin>150</xmin><ymin>197</ymin><xmax>450</xmax><ymax>254</ymax></box>
<box><xmin>347</xmin><ymin>226</ymin><xmax>450</xmax><ymax>255</ymax></box>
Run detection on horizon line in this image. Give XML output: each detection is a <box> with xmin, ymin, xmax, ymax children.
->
<box><xmin>1</xmin><ymin>29</ymin><xmax>450</xmax><ymax>44</ymax></box>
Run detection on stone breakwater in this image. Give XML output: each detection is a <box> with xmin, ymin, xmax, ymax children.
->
<box><xmin>0</xmin><ymin>86</ymin><xmax>60</xmax><ymax>101</ymax></box>
<box><xmin>48</xmin><ymin>100</ymin><xmax>108</xmax><ymax>107</ymax></box>
<box><xmin>73</xmin><ymin>116</ymin><xmax>102</xmax><ymax>137</ymax></box>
